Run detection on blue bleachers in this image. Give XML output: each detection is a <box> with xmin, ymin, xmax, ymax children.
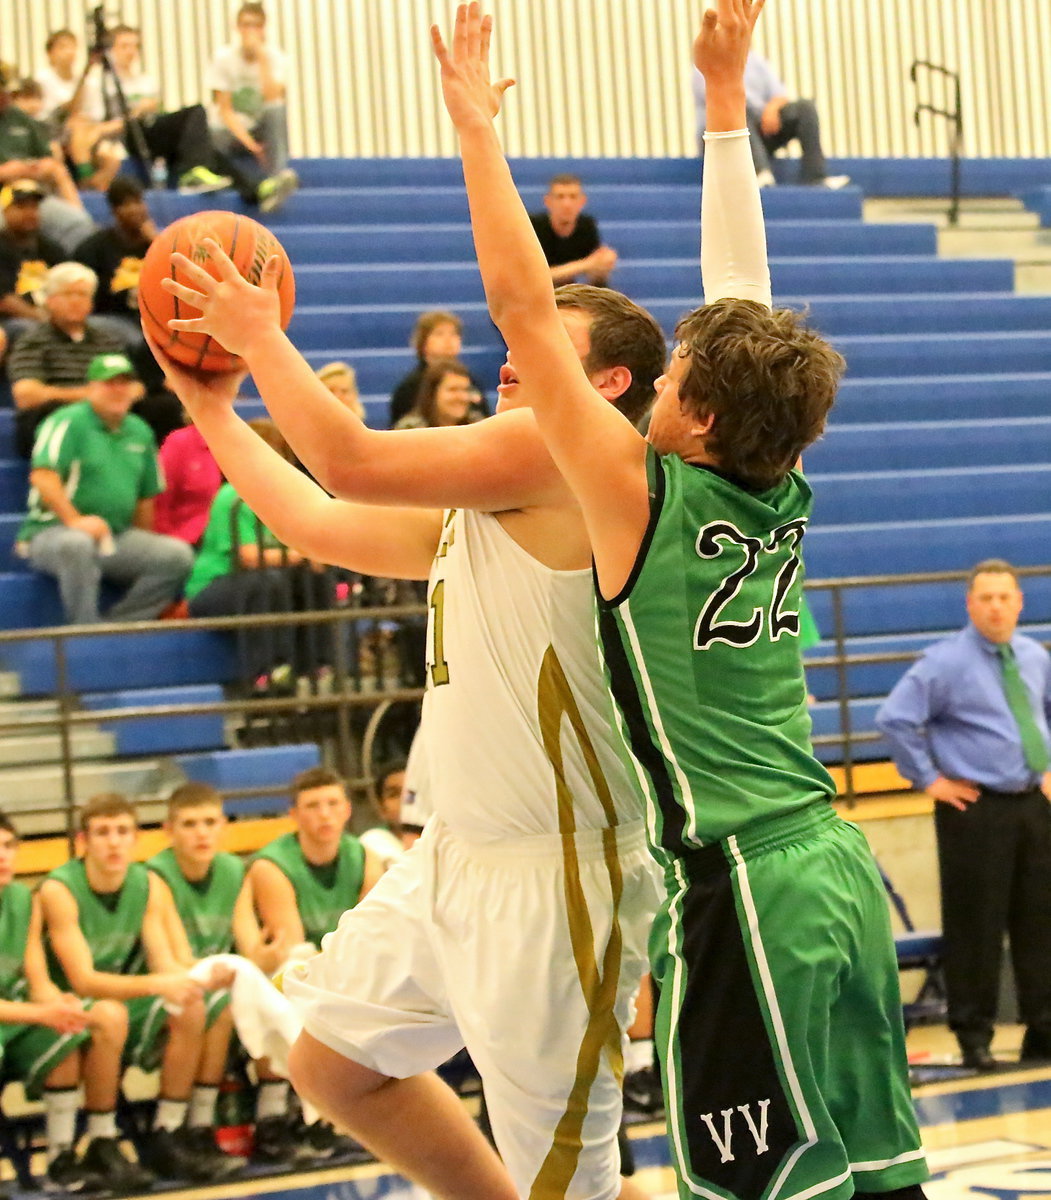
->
<box><xmin>177</xmin><ymin>744</ymin><xmax>321</xmax><ymax>814</ymax></box>
<box><xmin>81</xmin><ymin>685</ymin><xmax>226</xmax><ymax>756</ymax></box>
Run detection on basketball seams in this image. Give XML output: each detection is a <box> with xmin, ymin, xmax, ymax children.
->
<box><xmin>138</xmin><ymin>210</ymin><xmax>293</xmax><ymax>373</ymax></box>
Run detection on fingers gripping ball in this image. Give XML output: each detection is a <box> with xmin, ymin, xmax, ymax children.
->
<box><xmin>138</xmin><ymin>210</ymin><xmax>295</xmax><ymax>372</ymax></box>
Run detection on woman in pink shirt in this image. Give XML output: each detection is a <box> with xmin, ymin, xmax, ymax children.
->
<box><xmin>154</xmin><ymin>423</ymin><xmax>223</xmax><ymax>545</ymax></box>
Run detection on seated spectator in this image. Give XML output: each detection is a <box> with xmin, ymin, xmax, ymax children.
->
<box><xmin>7</xmin><ymin>260</ymin><xmax>139</xmax><ymax>456</ymax></box>
<box><xmin>35</xmin><ymin>29</ymin><xmax>122</xmax><ymax>193</ymax></box>
<box><xmin>154</xmin><ymin>420</ymin><xmax>223</xmax><ymax>545</ymax></box>
<box><xmin>38</xmin><ymin>794</ymin><xmax>242</xmax><ymax>1184</ymax></box>
<box><xmin>394</xmin><ymin>358</ymin><xmax>480</xmax><ymax>430</ymax></box>
<box><xmin>692</xmin><ymin>53</ymin><xmax>850</xmax><ymax>189</ymax></box>
<box><xmin>185</xmin><ymin>419</ymin><xmax>331</xmax><ymax>694</ymax></box>
<box><xmin>359</xmin><ymin>758</ymin><xmax>407</xmax><ymax>869</ymax></box>
<box><xmin>0</xmin><ymin>178</ymin><xmax>63</xmax><ymax>362</ymax></box>
<box><xmin>0</xmin><ymin>65</ymin><xmax>94</xmax><ymax>252</ymax></box>
<box><xmin>316</xmin><ymin>360</ymin><xmax>364</xmax><ymax>420</ymax></box>
<box><xmin>78</xmin><ymin>26</ymin><xmax>231</xmax><ymax>195</ymax></box>
<box><xmin>388</xmin><ymin>311</ymin><xmax>488</xmax><ymax>425</ymax></box>
<box><xmin>529</xmin><ymin>173</ymin><xmax>617</xmax><ymax>285</ymax></box>
<box><xmin>73</xmin><ymin>176</ymin><xmax>155</xmax><ymax>345</ymax></box>
<box><xmin>206</xmin><ymin>3</ymin><xmax>299</xmax><ymax>213</ymax></box>
<box><xmin>15</xmin><ymin>351</ymin><xmax>193</xmax><ymax>625</ymax></box>
<box><xmin>0</xmin><ymin>810</ymin><xmax>152</xmax><ymax>1193</ymax></box>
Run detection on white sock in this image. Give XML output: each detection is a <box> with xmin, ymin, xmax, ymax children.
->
<box><xmin>189</xmin><ymin>1085</ymin><xmax>219</xmax><ymax>1128</ymax></box>
<box><xmin>255</xmin><ymin>1080</ymin><xmax>289</xmax><ymax>1122</ymax></box>
<box><xmin>625</xmin><ymin>1038</ymin><xmax>654</xmax><ymax>1075</ymax></box>
<box><xmin>45</xmin><ymin>1089</ymin><xmax>79</xmax><ymax>1163</ymax></box>
<box><xmin>154</xmin><ymin>1097</ymin><xmax>189</xmax><ymax>1132</ymax></box>
<box><xmin>86</xmin><ymin>1110</ymin><xmax>119</xmax><ymax>1142</ymax></box>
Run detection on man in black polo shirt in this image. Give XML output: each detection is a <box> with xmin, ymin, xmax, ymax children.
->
<box><xmin>7</xmin><ymin>261</ymin><xmax>142</xmax><ymax>457</ymax></box>
<box><xmin>0</xmin><ymin>179</ymin><xmax>64</xmax><ymax>364</ymax></box>
<box><xmin>528</xmin><ymin>174</ymin><xmax>617</xmax><ymax>285</ymax></box>
<box><xmin>74</xmin><ymin>177</ymin><xmax>156</xmax><ymax>346</ymax></box>
<box><xmin>17</xmin><ymin>352</ymin><xmax>193</xmax><ymax>625</ymax></box>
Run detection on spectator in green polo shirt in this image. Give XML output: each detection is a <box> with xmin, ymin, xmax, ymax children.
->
<box><xmin>16</xmin><ymin>352</ymin><xmax>194</xmax><ymax>624</ymax></box>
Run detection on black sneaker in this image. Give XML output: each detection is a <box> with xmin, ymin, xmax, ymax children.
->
<box><xmin>81</xmin><ymin>1136</ymin><xmax>155</xmax><ymax>1194</ymax></box>
<box><xmin>44</xmin><ymin>1148</ymin><xmax>108</xmax><ymax>1194</ymax></box>
<box><xmin>180</xmin><ymin>1126</ymin><xmax>247</xmax><ymax>1178</ymax></box>
<box><xmin>252</xmin><ymin>1114</ymin><xmax>316</xmax><ymax>1166</ymax></box>
<box><xmin>138</xmin><ymin>1127</ymin><xmax>217</xmax><ymax>1183</ymax></box>
<box><xmin>623</xmin><ymin>1066</ymin><xmax>665</xmax><ymax>1118</ymax></box>
<box><xmin>303</xmin><ymin>1120</ymin><xmax>370</xmax><ymax>1162</ymax></box>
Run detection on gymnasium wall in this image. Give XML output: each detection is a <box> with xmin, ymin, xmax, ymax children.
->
<box><xmin>4</xmin><ymin>0</ymin><xmax>1050</xmax><ymax>159</ymax></box>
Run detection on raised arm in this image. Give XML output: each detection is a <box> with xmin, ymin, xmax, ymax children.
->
<box><xmin>432</xmin><ymin>3</ymin><xmax>649</xmax><ymax>595</ymax></box>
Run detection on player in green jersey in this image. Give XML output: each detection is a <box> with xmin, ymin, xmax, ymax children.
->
<box><xmin>38</xmin><ymin>793</ymin><xmax>242</xmax><ymax>1185</ymax></box>
<box><xmin>249</xmin><ymin>767</ymin><xmax>379</xmax><ymax>1162</ymax></box>
<box><xmin>433</xmin><ymin>3</ymin><xmax>927</xmax><ymax>1200</ymax></box>
<box><xmin>0</xmin><ymin>810</ymin><xmax>151</xmax><ymax>1193</ymax></box>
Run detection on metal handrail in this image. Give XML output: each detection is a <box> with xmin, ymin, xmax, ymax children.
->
<box><xmin>4</xmin><ymin>565</ymin><xmax>1050</xmax><ymax>839</ymax></box>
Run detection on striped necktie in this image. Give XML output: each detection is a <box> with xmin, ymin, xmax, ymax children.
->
<box><xmin>996</xmin><ymin>643</ymin><xmax>1050</xmax><ymax>774</ymax></box>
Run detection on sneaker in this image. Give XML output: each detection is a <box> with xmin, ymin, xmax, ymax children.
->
<box><xmin>44</xmin><ymin>1148</ymin><xmax>107</xmax><ymax>1194</ymax></box>
<box><xmin>756</xmin><ymin>168</ymin><xmax>776</xmax><ymax>188</ymax></box>
<box><xmin>177</xmin><ymin>166</ymin><xmax>233</xmax><ymax>194</ymax></box>
<box><xmin>137</xmin><ymin>1127</ymin><xmax>214</xmax><ymax>1182</ymax></box>
<box><xmin>181</xmin><ymin>1126</ymin><xmax>248</xmax><ymax>1177</ymax></box>
<box><xmin>257</xmin><ymin>167</ymin><xmax>299</xmax><ymax>214</ymax></box>
<box><xmin>821</xmin><ymin>174</ymin><xmax>851</xmax><ymax>190</ymax></box>
<box><xmin>80</xmin><ymin>1137</ymin><xmax>155</xmax><ymax>1194</ymax></box>
<box><xmin>252</xmin><ymin>1114</ymin><xmax>317</xmax><ymax>1166</ymax></box>
<box><xmin>623</xmin><ymin>1066</ymin><xmax>664</xmax><ymax>1118</ymax></box>
<box><xmin>303</xmin><ymin>1119</ymin><xmax>369</xmax><ymax>1161</ymax></box>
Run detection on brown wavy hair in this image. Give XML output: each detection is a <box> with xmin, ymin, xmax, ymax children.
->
<box><xmin>674</xmin><ymin>299</ymin><xmax>843</xmax><ymax>490</ymax></box>
<box><xmin>554</xmin><ymin>285</ymin><xmax>666</xmax><ymax>424</ymax></box>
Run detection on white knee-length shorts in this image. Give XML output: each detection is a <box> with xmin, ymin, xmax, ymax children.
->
<box><xmin>283</xmin><ymin>816</ymin><xmax>661</xmax><ymax>1200</ymax></box>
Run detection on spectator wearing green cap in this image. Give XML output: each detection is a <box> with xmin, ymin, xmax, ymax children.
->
<box><xmin>16</xmin><ymin>351</ymin><xmax>193</xmax><ymax>625</ymax></box>
<box><xmin>6</xmin><ymin>260</ymin><xmax>142</xmax><ymax>457</ymax></box>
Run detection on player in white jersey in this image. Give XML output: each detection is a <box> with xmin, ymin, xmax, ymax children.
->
<box><xmin>147</xmin><ymin>281</ymin><xmax>666</xmax><ymax>1200</ymax></box>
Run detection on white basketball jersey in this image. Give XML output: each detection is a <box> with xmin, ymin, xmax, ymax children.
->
<box><xmin>420</xmin><ymin>508</ymin><xmax>642</xmax><ymax>842</ymax></box>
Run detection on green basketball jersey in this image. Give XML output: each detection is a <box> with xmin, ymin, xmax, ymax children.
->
<box><xmin>146</xmin><ymin>848</ymin><xmax>244</xmax><ymax>958</ymax></box>
<box><xmin>45</xmin><ymin>860</ymin><xmax>149</xmax><ymax>988</ymax></box>
<box><xmin>598</xmin><ymin>452</ymin><xmax>835</xmax><ymax>859</ymax></box>
<box><xmin>0</xmin><ymin>882</ymin><xmax>31</xmax><ymax>1002</ymax></box>
<box><xmin>253</xmin><ymin>832</ymin><xmax>365</xmax><ymax>946</ymax></box>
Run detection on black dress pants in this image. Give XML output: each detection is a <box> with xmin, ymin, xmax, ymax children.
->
<box><xmin>935</xmin><ymin>786</ymin><xmax>1051</xmax><ymax>1048</ymax></box>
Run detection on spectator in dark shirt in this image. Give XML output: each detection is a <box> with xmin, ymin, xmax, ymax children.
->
<box><xmin>0</xmin><ymin>179</ymin><xmax>64</xmax><ymax>362</ymax></box>
<box><xmin>387</xmin><ymin>310</ymin><xmax>488</xmax><ymax>426</ymax></box>
<box><xmin>7</xmin><ymin>261</ymin><xmax>141</xmax><ymax>457</ymax></box>
<box><xmin>529</xmin><ymin>174</ymin><xmax>617</xmax><ymax>286</ymax></box>
<box><xmin>74</xmin><ymin>176</ymin><xmax>156</xmax><ymax>345</ymax></box>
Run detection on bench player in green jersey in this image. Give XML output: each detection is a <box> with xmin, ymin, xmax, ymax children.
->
<box><xmin>248</xmin><ymin>767</ymin><xmax>380</xmax><ymax>1160</ymax></box>
<box><xmin>433</xmin><ymin>4</ymin><xmax>928</xmax><ymax>1200</ymax></box>
<box><xmin>38</xmin><ymin>793</ymin><xmax>242</xmax><ymax>1185</ymax></box>
<box><xmin>147</xmin><ymin>782</ymin><xmax>291</xmax><ymax>1162</ymax></box>
<box><xmin>0</xmin><ymin>810</ymin><xmax>151</xmax><ymax>1194</ymax></box>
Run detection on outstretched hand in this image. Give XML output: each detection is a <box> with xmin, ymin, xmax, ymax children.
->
<box><xmin>142</xmin><ymin>325</ymin><xmax>246</xmax><ymax>417</ymax></box>
<box><xmin>431</xmin><ymin>2</ymin><xmax>515</xmax><ymax>129</ymax></box>
<box><xmin>693</xmin><ymin>0</ymin><xmax>765</xmax><ymax>84</ymax></box>
<box><xmin>161</xmin><ymin>238</ymin><xmax>282</xmax><ymax>360</ymax></box>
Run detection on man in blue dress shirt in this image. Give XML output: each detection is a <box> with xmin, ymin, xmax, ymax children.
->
<box><xmin>877</xmin><ymin>559</ymin><xmax>1051</xmax><ymax>1070</ymax></box>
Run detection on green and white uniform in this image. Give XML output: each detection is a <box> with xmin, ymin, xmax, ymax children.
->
<box><xmin>45</xmin><ymin>861</ymin><xmax>167</xmax><ymax>1070</ymax></box>
<box><xmin>598</xmin><ymin>452</ymin><xmax>926</xmax><ymax>1200</ymax></box>
<box><xmin>253</xmin><ymin>832</ymin><xmax>365</xmax><ymax>948</ymax></box>
<box><xmin>147</xmin><ymin>848</ymin><xmax>245</xmax><ymax>1024</ymax></box>
<box><xmin>0</xmin><ymin>882</ymin><xmax>90</xmax><ymax>1098</ymax></box>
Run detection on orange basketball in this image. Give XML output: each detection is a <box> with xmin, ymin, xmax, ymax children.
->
<box><xmin>138</xmin><ymin>210</ymin><xmax>295</xmax><ymax>372</ymax></box>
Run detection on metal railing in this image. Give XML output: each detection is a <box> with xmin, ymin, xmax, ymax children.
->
<box><xmin>4</xmin><ymin>564</ymin><xmax>1049</xmax><ymax>846</ymax></box>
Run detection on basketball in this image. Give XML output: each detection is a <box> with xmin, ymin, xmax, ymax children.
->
<box><xmin>138</xmin><ymin>210</ymin><xmax>296</xmax><ymax>372</ymax></box>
